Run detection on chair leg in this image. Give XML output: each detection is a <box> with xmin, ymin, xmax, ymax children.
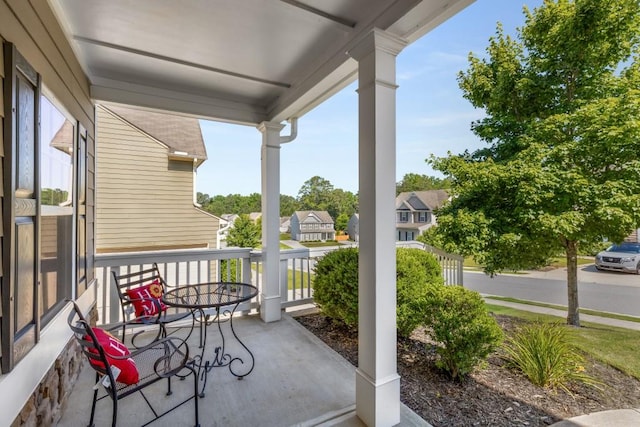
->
<box><xmin>111</xmin><ymin>397</ymin><xmax>118</xmax><ymax>427</ymax></box>
<box><xmin>192</xmin><ymin>366</ymin><xmax>200</xmax><ymax>427</ymax></box>
<box><xmin>166</xmin><ymin>377</ymin><xmax>173</xmax><ymax>396</ymax></box>
<box><xmin>89</xmin><ymin>373</ymin><xmax>99</xmax><ymax>427</ymax></box>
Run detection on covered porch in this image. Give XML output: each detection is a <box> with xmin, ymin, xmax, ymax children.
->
<box><xmin>1</xmin><ymin>1</ymin><xmax>474</xmax><ymax>425</ymax></box>
<box><xmin>58</xmin><ymin>310</ymin><xmax>429</xmax><ymax>427</ymax></box>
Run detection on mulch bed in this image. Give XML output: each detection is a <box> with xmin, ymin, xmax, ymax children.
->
<box><xmin>293</xmin><ymin>311</ymin><xmax>640</xmax><ymax>427</ymax></box>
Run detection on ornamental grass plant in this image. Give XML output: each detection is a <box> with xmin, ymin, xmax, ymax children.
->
<box><xmin>503</xmin><ymin>322</ymin><xmax>602</xmax><ymax>393</ymax></box>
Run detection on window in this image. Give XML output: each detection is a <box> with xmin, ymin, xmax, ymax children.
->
<box><xmin>399</xmin><ymin>212</ymin><xmax>409</xmax><ymax>222</ymax></box>
<box><xmin>1</xmin><ymin>43</ymin><xmax>87</xmax><ymax>373</ymax></box>
<box><xmin>40</xmin><ymin>96</ymin><xmax>74</xmax><ymax>324</ymax></box>
<box><xmin>418</xmin><ymin>212</ymin><xmax>428</xmax><ymax>223</ymax></box>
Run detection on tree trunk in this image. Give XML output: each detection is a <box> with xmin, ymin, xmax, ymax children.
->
<box><xmin>566</xmin><ymin>240</ymin><xmax>580</xmax><ymax>327</ymax></box>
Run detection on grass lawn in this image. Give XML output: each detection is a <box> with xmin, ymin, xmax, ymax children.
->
<box><xmin>252</xmin><ymin>264</ymin><xmax>314</xmax><ymax>290</ymax></box>
<box><xmin>464</xmin><ymin>255</ymin><xmax>593</xmax><ymax>272</ymax></box>
<box><xmin>486</xmin><ymin>295</ymin><xmax>640</xmax><ymax>324</ymax></box>
<box><xmin>486</xmin><ymin>303</ymin><xmax>640</xmax><ymax>380</ymax></box>
<box><xmin>300</xmin><ymin>241</ymin><xmax>342</xmax><ymax>248</ymax></box>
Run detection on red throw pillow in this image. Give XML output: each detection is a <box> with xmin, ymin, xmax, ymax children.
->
<box><xmin>126</xmin><ymin>280</ymin><xmax>167</xmax><ymax>317</ymax></box>
<box><xmin>86</xmin><ymin>328</ymin><xmax>139</xmax><ymax>385</ymax></box>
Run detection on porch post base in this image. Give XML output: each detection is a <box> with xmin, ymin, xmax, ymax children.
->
<box><xmin>355</xmin><ymin>369</ymin><xmax>401</xmax><ymax>426</ymax></box>
<box><xmin>260</xmin><ymin>294</ymin><xmax>282</xmax><ymax>323</ymax></box>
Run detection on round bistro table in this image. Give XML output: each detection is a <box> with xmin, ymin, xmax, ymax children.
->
<box><xmin>163</xmin><ymin>282</ymin><xmax>258</xmax><ymax>396</ymax></box>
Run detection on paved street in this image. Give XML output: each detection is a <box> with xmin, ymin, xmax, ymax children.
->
<box><xmin>465</xmin><ymin>263</ymin><xmax>640</xmax><ymax>317</ymax></box>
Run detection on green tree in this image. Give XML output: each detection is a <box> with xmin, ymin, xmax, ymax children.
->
<box><xmin>226</xmin><ymin>214</ymin><xmax>261</xmax><ymax>248</ymax></box>
<box><xmin>280</xmin><ymin>194</ymin><xmax>300</xmax><ymax>217</ymax></box>
<box><xmin>297</xmin><ymin>176</ymin><xmax>334</xmax><ymax>212</ymax></box>
<box><xmin>329</xmin><ymin>189</ymin><xmax>358</xmax><ymax>220</ymax></box>
<box><xmin>396</xmin><ymin>173</ymin><xmax>451</xmax><ymax>194</ymax></box>
<box><xmin>335</xmin><ymin>213</ymin><xmax>349</xmax><ymax>233</ymax></box>
<box><xmin>297</xmin><ymin>176</ymin><xmax>358</xmax><ymax>220</ymax></box>
<box><xmin>196</xmin><ymin>192</ymin><xmax>211</xmax><ymax>207</ymax></box>
<box><xmin>430</xmin><ymin>0</ymin><xmax>640</xmax><ymax>326</ymax></box>
<box><xmin>204</xmin><ymin>193</ymin><xmax>262</xmax><ymax>217</ymax></box>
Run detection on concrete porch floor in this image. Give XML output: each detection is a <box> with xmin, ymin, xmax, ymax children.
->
<box><xmin>57</xmin><ymin>311</ymin><xmax>430</xmax><ymax>427</ymax></box>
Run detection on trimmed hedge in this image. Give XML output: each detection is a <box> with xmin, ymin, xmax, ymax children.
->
<box><xmin>312</xmin><ymin>247</ymin><xmax>442</xmax><ymax>335</ymax></box>
<box><xmin>419</xmin><ymin>285</ymin><xmax>502</xmax><ymax>380</ymax></box>
<box><xmin>312</xmin><ymin>247</ymin><xmax>359</xmax><ymax>326</ymax></box>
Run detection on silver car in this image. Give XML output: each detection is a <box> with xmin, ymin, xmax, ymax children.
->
<box><xmin>595</xmin><ymin>242</ymin><xmax>640</xmax><ymax>274</ymax></box>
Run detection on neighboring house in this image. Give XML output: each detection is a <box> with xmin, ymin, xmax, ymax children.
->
<box><xmin>625</xmin><ymin>229</ymin><xmax>640</xmax><ymax>242</ymax></box>
<box><xmin>280</xmin><ymin>217</ymin><xmax>291</xmax><ymax>233</ymax></box>
<box><xmin>348</xmin><ymin>213</ymin><xmax>360</xmax><ymax>242</ymax></box>
<box><xmin>248</xmin><ymin>212</ymin><xmax>262</xmax><ymax>222</ymax></box>
<box><xmin>395</xmin><ymin>190</ymin><xmax>449</xmax><ymax>241</ymax></box>
<box><xmin>290</xmin><ymin>211</ymin><xmax>336</xmax><ymax>242</ymax></box>
<box><xmin>96</xmin><ymin>105</ymin><xmax>222</xmax><ymax>252</ymax></box>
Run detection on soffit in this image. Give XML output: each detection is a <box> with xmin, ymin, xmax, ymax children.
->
<box><xmin>49</xmin><ymin>0</ymin><xmax>475</xmax><ymax>124</ymax></box>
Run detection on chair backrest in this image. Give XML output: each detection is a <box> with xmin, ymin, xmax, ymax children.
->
<box><xmin>112</xmin><ymin>263</ymin><xmax>167</xmax><ymax>320</ymax></box>
<box><xmin>67</xmin><ymin>301</ymin><xmax>115</xmax><ymax>381</ymax></box>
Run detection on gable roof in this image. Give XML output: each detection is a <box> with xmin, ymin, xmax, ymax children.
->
<box><xmin>395</xmin><ymin>190</ymin><xmax>449</xmax><ymax>211</ymax></box>
<box><xmin>50</xmin><ymin>120</ymin><xmax>74</xmax><ymax>154</ymax></box>
<box><xmin>293</xmin><ymin>211</ymin><xmax>334</xmax><ymax>224</ymax></box>
<box><xmin>104</xmin><ymin>104</ymin><xmax>207</xmax><ymax>162</ymax></box>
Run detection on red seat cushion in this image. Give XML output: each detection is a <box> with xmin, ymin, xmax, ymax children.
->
<box><xmin>126</xmin><ymin>280</ymin><xmax>167</xmax><ymax>317</ymax></box>
<box><xmin>86</xmin><ymin>328</ymin><xmax>139</xmax><ymax>385</ymax></box>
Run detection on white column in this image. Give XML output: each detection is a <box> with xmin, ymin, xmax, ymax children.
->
<box><xmin>258</xmin><ymin>121</ymin><xmax>285</xmax><ymax>323</ymax></box>
<box><xmin>348</xmin><ymin>28</ymin><xmax>407</xmax><ymax>427</ymax></box>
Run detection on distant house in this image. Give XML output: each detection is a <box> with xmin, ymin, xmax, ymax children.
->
<box><xmin>280</xmin><ymin>217</ymin><xmax>291</xmax><ymax>233</ymax></box>
<box><xmin>347</xmin><ymin>213</ymin><xmax>359</xmax><ymax>242</ymax></box>
<box><xmin>290</xmin><ymin>211</ymin><xmax>336</xmax><ymax>242</ymax></box>
<box><xmin>96</xmin><ymin>105</ymin><xmax>223</xmax><ymax>252</ymax></box>
<box><xmin>395</xmin><ymin>190</ymin><xmax>449</xmax><ymax>241</ymax></box>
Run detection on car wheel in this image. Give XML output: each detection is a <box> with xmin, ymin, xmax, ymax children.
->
<box><xmin>595</xmin><ymin>265</ymin><xmax>602</xmax><ymax>271</ymax></box>
<box><xmin>637</xmin><ymin>261</ymin><xmax>640</xmax><ymax>275</ymax></box>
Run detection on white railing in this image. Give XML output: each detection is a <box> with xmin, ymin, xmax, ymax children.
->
<box><xmin>396</xmin><ymin>241</ymin><xmax>465</xmax><ymax>286</ymax></box>
<box><xmin>94</xmin><ymin>247</ymin><xmax>320</xmax><ymax>325</ymax></box>
<box><xmin>94</xmin><ymin>242</ymin><xmax>463</xmax><ymax>325</ymax></box>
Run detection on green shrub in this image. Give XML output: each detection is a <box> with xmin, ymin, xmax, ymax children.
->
<box><xmin>312</xmin><ymin>247</ymin><xmax>359</xmax><ymax>326</ymax></box>
<box><xmin>312</xmin><ymin>247</ymin><xmax>443</xmax><ymax>335</ymax></box>
<box><xmin>396</xmin><ymin>248</ymin><xmax>443</xmax><ymax>338</ymax></box>
<box><xmin>220</xmin><ymin>259</ymin><xmax>240</xmax><ymax>281</ymax></box>
<box><xmin>421</xmin><ymin>285</ymin><xmax>502</xmax><ymax>380</ymax></box>
<box><xmin>503</xmin><ymin>322</ymin><xmax>601</xmax><ymax>392</ymax></box>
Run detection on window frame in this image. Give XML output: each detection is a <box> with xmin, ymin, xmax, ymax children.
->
<box><xmin>1</xmin><ymin>43</ymin><xmax>85</xmax><ymax>373</ymax></box>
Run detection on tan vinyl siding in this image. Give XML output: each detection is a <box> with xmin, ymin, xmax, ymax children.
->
<box><xmin>96</xmin><ymin>107</ymin><xmax>220</xmax><ymax>252</ymax></box>
<box><xmin>1</xmin><ymin>0</ymin><xmax>93</xmax><ymax>127</ymax></box>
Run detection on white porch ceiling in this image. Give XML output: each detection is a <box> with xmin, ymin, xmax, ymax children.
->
<box><xmin>49</xmin><ymin>0</ymin><xmax>475</xmax><ymax>125</ymax></box>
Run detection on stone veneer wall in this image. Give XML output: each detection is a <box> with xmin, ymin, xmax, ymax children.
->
<box><xmin>10</xmin><ymin>307</ymin><xmax>96</xmax><ymax>427</ymax></box>
<box><xmin>10</xmin><ymin>339</ymin><xmax>84</xmax><ymax>427</ymax></box>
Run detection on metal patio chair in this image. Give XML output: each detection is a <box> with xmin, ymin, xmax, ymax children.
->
<box><xmin>67</xmin><ymin>300</ymin><xmax>200</xmax><ymax>427</ymax></box>
<box><xmin>112</xmin><ymin>263</ymin><xmax>202</xmax><ymax>348</ymax></box>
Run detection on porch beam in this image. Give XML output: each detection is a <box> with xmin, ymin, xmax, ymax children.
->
<box><xmin>348</xmin><ymin>28</ymin><xmax>407</xmax><ymax>426</ymax></box>
<box><xmin>258</xmin><ymin>121</ymin><xmax>285</xmax><ymax>322</ymax></box>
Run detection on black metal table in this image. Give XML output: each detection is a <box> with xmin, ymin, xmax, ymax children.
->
<box><xmin>163</xmin><ymin>282</ymin><xmax>258</xmax><ymax>397</ymax></box>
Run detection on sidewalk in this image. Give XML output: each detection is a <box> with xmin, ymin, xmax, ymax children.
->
<box><xmin>485</xmin><ymin>297</ymin><xmax>640</xmax><ymax>427</ymax></box>
<box><xmin>484</xmin><ymin>297</ymin><xmax>640</xmax><ymax>330</ymax></box>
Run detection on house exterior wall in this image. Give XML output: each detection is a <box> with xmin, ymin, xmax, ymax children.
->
<box><xmin>1</xmin><ymin>0</ymin><xmax>95</xmax><ymax>424</ymax></box>
<box><xmin>347</xmin><ymin>214</ymin><xmax>359</xmax><ymax>242</ymax></box>
<box><xmin>95</xmin><ymin>106</ymin><xmax>220</xmax><ymax>253</ymax></box>
<box><xmin>290</xmin><ymin>211</ymin><xmax>336</xmax><ymax>242</ymax></box>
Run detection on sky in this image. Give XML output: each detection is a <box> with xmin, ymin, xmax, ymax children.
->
<box><xmin>197</xmin><ymin>0</ymin><xmax>544</xmax><ymax>198</ymax></box>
